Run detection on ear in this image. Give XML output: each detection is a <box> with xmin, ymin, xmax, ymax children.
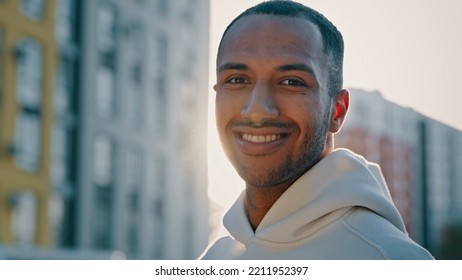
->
<box><xmin>329</xmin><ymin>89</ymin><xmax>349</xmax><ymax>133</ymax></box>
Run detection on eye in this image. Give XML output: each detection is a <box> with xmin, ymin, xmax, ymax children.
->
<box><xmin>280</xmin><ymin>79</ymin><xmax>307</xmax><ymax>87</ymax></box>
<box><xmin>226</xmin><ymin>77</ymin><xmax>249</xmax><ymax>84</ymax></box>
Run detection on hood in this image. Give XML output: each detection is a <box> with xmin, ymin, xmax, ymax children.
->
<box><xmin>223</xmin><ymin>148</ymin><xmax>406</xmax><ymax>245</ymax></box>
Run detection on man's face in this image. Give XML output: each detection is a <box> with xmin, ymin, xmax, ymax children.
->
<box><xmin>215</xmin><ymin>15</ymin><xmax>336</xmax><ymax>188</ymax></box>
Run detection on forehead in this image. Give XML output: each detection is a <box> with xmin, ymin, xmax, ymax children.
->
<box><xmin>218</xmin><ymin>14</ymin><xmax>324</xmax><ymax>63</ymax></box>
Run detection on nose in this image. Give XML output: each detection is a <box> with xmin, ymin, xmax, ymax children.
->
<box><xmin>240</xmin><ymin>81</ymin><xmax>279</xmax><ymax>122</ymax></box>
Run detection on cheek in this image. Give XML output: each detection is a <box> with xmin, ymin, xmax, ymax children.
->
<box><xmin>283</xmin><ymin>99</ymin><xmax>325</xmax><ymax>138</ymax></box>
<box><xmin>281</xmin><ymin>98</ymin><xmax>317</xmax><ymax>124</ymax></box>
<box><xmin>215</xmin><ymin>93</ymin><xmax>236</xmax><ymax>133</ymax></box>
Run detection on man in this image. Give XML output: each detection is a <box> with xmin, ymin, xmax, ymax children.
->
<box><xmin>201</xmin><ymin>0</ymin><xmax>433</xmax><ymax>259</ymax></box>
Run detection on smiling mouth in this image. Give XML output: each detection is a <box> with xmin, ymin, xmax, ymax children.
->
<box><xmin>242</xmin><ymin>133</ymin><xmax>285</xmax><ymax>143</ymax></box>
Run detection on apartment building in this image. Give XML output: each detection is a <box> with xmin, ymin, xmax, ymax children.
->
<box><xmin>0</xmin><ymin>0</ymin><xmax>210</xmax><ymax>260</ymax></box>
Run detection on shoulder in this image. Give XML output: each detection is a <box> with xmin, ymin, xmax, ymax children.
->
<box><xmin>342</xmin><ymin>207</ymin><xmax>434</xmax><ymax>260</ymax></box>
<box><xmin>199</xmin><ymin>236</ymin><xmax>244</xmax><ymax>260</ymax></box>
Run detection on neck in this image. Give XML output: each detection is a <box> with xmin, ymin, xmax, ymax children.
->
<box><xmin>243</xmin><ymin>138</ymin><xmax>335</xmax><ymax>231</ymax></box>
<box><xmin>244</xmin><ymin>181</ymin><xmax>294</xmax><ymax>231</ymax></box>
<box><xmin>243</xmin><ymin>148</ymin><xmax>333</xmax><ymax>231</ymax></box>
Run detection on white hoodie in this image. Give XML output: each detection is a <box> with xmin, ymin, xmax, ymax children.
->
<box><xmin>201</xmin><ymin>149</ymin><xmax>433</xmax><ymax>259</ymax></box>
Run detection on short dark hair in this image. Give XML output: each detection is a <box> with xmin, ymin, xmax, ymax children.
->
<box><xmin>217</xmin><ymin>0</ymin><xmax>344</xmax><ymax>96</ymax></box>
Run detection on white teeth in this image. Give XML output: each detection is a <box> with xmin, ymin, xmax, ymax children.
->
<box><xmin>242</xmin><ymin>133</ymin><xmax>281</xmax><ymax>143</ymax></box>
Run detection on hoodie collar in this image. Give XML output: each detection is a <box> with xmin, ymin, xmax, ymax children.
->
<box><xmin>223</xmin><ymin>149</ymin><xmax>406</xmax><ymax>244</ymax></box>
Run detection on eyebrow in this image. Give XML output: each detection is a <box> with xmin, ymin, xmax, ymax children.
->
<box><xmin>217</xmin><ymin>63</ymin><xmax>249</xmax><ymax>73</ymax></box>
<box><xmin>276</xmin><ymin>64</ymin><xmax>316</xmax><ymax>76</ymax></box>
<box><xmin>217</xmin><ymin>62</ymin><xmax>317</xmax><ymax>77</ymax></box>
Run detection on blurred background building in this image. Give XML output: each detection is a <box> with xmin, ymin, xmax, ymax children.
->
<box><xmin>336</xmin><ymin>88</ymin><xmax>462</xmax><ymax>259</ymax></box>
<box><xmin>0</xmin><ymin>0</ymin><xmax>209</xmax><ymax>259</ymax></box>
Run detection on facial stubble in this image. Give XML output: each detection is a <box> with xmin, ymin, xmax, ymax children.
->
<box><xmin>235</xmin><ymin>104</ymin><xmax>332</xmax><ymax>189</ymax></box>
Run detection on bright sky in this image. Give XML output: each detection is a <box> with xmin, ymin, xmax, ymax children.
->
<box><xmin>207</xmin><ymin>0</ymin><xmax>462</xmax><ymax>232</ymax></box>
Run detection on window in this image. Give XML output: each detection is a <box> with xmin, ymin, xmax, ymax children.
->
<box><xmin>125</xmin><ymin>149</ymin><xmax>143</xmax><ymax>255</ymax></box>
<box><xmin>147</xmin><ymin>33</ymin><xmax>168</xmax><ymax>134</ymax></box>
<box><xmin>146</xmin><ymin>156</ymin><xmax>165</xmax><ymax>258</ymax></box>
<box><xmin>22</xmin><ymin>0</ymin><xmax>44</xmax><ymax>20</ymax></box>
<box><xmin>93</xmin><ymin>135</ymin><xmax>113</xmax><ymax>187</ymax></box>
<box><xmin>95</xmin><ymin>66</ymin><xmax>116</xmax><ymax>119</ymax></box>
<box><xmin>48</xmin><ymin>191</ymin><xmax>65</xmax><ymax>246</ymax></box>
<box><xmin>10</xmin><ymin>192</ymin><xmax>37</xmax><ymax>246</ymax></box>
<box><xmin>126</xmin><ymin>75</ymin><xmax>143</xmax><ymax>128</ymax></box>
<box><xmin>49</xmin><ymin>123</ymin><xmax>74</xmax><ymax>247</ymax></box>
<box><xmin>97</xmin><ymin>3</ymin><xmax>116</xmax><ymax>53</ymax></box>
<box><xmin>17</xmin><ymin>38</ymin><xmax>43</xmax><ymax>109</ymax></box>
<box><xmin>54</xmin><ymin>58</ymin><xmax>75</xmax><ymax>115</ymax></box>
<box><xmin>55</xmin><ymin>0</ymin><xmax>76</xmax><ymax>44</ymax></box>
<box><xmin>92</xmin><ymin>134</ymin><xmax>115</xmax><ymax>249</ymax></box>
<box><xmin>126</xmin><ymin>24</ymin><xmax>144</xmax><ymax>128</ymax></box>
<box><xmin>15</xmin><ymin>38</ymin><xmax>43</xmax><ymax>172</ymax></box>
<box><xmin>51</xmin><ymin>124</ymin><xmax>69</xmax><ymax>185</ymax></box>
<box><xmin>96</xmin><ymin>3</ymin><xmax>117</xmax><ymax>120</ymax></box>
<box><xmin>14</xmin><ymin>112</ymin><xmax>41</xmax><ymax>171</ymax></box>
